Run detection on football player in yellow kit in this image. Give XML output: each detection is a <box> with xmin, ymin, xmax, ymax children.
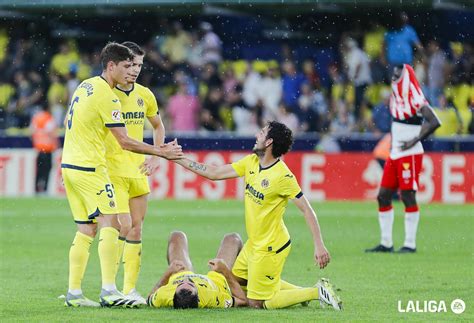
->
<box><xmin>173</xmin><ymin>121</ymin><xmax>342</xmax><ymax>310</ymax></box>
<box><xmin>62</xmin><ymin>42</ymin><xmax>183</xmax><ymax>308</ymax></box>
<box><xmin>104</xmin><ymin>42</ymin><xmax>165</xmax><ymax>304</ymax></box>
<box><xmin>147</xmin><ymin>231</ymin><xmax>248</xmax><ymax>309</ymax></box>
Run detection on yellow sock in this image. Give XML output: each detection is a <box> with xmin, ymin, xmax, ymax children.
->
<box><xmin>115</xmin><ymin>236</ymin><xmax>126</xmax><ymax>278</ymax></box>
<box><xmin>98</xmin><ymin>227</ymin><xmax>119</xmax><ymax>286</ymax></box>
<box><xmin>264</xmin><ymin>288</ymin><xmax>318</xmax><ymax>309</ymax></box>
<box><xmin>68</xmin><ymin>231</ymin><xmax>93</xmax><ymax>291</ymax></box>
<box><xmin>123</xmin><ymin>240</ymin><xmax>142</xmax><ymax>295</ymax></box>
<box><xmin>280</xmin><ymin>279</ymin><xmax>302</xmax><ymax>290</ymax></box>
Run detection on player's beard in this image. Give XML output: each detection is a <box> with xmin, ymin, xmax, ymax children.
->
<box><xmin>252</xmin><ymin>143</ymin><xmax>268</xmax><ymax>157</ymax></box>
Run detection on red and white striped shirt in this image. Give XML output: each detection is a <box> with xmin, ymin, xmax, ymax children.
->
<box><xmin>389</xmin><ymin>64</ymin><xmax>429</xmax><ymax>159</ymax></box>
<box><xmin>389</xmin><ymin>64</ymin><xmax>428</xmax><ymax>121</ymax></box>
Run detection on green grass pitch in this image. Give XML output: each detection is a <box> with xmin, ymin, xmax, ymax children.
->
<box><xmin>0</xmin><ymin>198</ymin><xmax>472</xmax><ymax>322</ymax></box>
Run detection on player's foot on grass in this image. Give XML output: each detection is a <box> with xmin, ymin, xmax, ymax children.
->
<box><xmin>365</xmin><ymin>244</ymin><xmax>394</xmax><ymax>253</ymax></box>
<box><xmin>301</xmin><ymin>300</ymin><xmax>310</xmax><ymax>307</ymax></box>
<box><xmin>396</xmin><ymin>246</ymin><xmax>416</xmax><ymax>253</ymax></box>
<box><xmin>64</xmin><ymin>293</ymin><xmax>100</xmax><ymax>307</ymax></box>
<box><xmin>316</xmin><ymin>278</ymin><xmax>342</xmax><ymax>311</ymax></box>
<box><xmin>124</xmin><ymin>289</ymin><xmax>147</xmax><ymax>305</ymax></box>
<box><xmin>99</xmin><ymin>289</ymin><xmax>141</xmax><ymax>308</ymax></box>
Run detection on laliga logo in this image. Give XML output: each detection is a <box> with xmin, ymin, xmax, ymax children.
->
<box><xmin>398</xmin><ymin>299</ymin><xmax>465</xmax><ymax>314</ymax></box>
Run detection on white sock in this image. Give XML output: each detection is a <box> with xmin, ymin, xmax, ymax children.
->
<box><xmin>404</xmin><ymin>209</ymin><xmax>420</xmax><ymax>249</ymax></box>
<box><xmin>68</xmin><ymin>289</ymin><xmax>82</xmax><ymax>296</ymax></box>
<box><xmin>102</xmin><ymin>283</ymin><xmax>117</xmax><ymax>292</ymax></box>
<box><xmin>379</xmin><ymin>207</ymin><xmax>394</xmax><ymax>247</ymax></box>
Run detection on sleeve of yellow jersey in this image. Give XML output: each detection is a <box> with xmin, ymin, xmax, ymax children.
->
<box><xmin>145</xmin><ymin>88</ymin><xmax>159</xmax><ymax>117</ymax></box>
<box><xmin>147</xmin><ymin>284</ymin><xmax>174</xmax><ymax>308</ymax></box>
<box><xmin>231</xmin><ymin>154</ymin><xmax>253</xmax><ymax>177</ymax></box>
<box><xmin>279</xmin><ymin>171</ymin><xmax>303</xmax><ymax>199</ymax></box>
<box><xmin>207</xmin><ymin>271</ymin><xmax>234</xmax><ymax>308</ymax></box>
<box><xmin>99</xmin><ymin>93</ymin><xmax>125</xmax><ymax>128</ymax></box>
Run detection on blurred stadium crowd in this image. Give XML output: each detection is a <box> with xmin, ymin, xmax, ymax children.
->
<box><xmin>0</xmin><ymin>12</ymin><xmax>473</xmax><ymax>137</ymax></box>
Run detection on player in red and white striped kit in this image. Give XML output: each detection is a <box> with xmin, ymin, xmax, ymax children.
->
<box><xmin>366</xmin><ymin>64</ymin><xmax>441</xmax><ymax>253</ymax></box>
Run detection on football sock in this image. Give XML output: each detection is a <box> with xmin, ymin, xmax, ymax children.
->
<box><xmin>98</xmin><ymin>227</ymin><xmax>119</xmax><ymax>289</ymax></box>
<box><xmin>115</xmin><ymin>236</ymin><xmax>126</xmax><ymax>277</ymax></box>
<box><xmin>280</xmin><ymin>280</ymin><xmax>301</xmax><ymax>290</ymax></box>
<box><xmin>123</xmin><ymin>240</ymin><xmax>142</xmax><ymax>295</ymax></box>
<box><xmin>378</xmin><ymin>206</ymin><xmax>394</xmax><ymax>247</ymax></box>
<box><xmin>68</xmin><ymin>231</ymin><xmax>93</xmax><ymax>292</ymax></box>
<box><xmin>404</xmin><ymin>206</ymin><xmax>420</xmax><ymax>249</ymax></box>
<box><xmin>264</xmin><ymin>288</ymin><xmax>318</xmax><ymax>309</ymax></box>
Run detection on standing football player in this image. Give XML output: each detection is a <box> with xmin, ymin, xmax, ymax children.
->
<box><xmin>62</xmin><ymin>42</ymin><xmax>183</xmax><ymax>308</ymax></box>
<box><xmin>366</xmin><ymin>64</ymin><xmax>441</xmax><ymax>254</ymax></box>
<box><xmin>105</xmin><ymin>41</ymin><xmax>165</xmax><ymax>304</ymax></box>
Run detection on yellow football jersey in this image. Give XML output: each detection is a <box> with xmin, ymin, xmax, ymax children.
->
<box><xmin>105</xmin><ymin>83</ymin><xmax>159</xmax><ymax>178</ymax></box>
<box><xmin>148</xmin><ymin>271</ymin><xmax>233</xmax><ymax>308</ymax></box>
<box><xmin>232</xmin><ymin>154</ymin><xmax>302</xmax><ymax>252</ymax></box>
<box><xmin>62</xmin><ymin>76</ymin><xmax>124</xmax><ymax>169</ymax></box>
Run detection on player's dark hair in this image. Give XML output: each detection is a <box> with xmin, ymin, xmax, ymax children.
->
<box><xmin>100</xmin><ymin>42</ymin><xmax>134</xmax><ymax>70</ymax></box>
<box><xmin>266</xmin><ymin>121</ymin><xmax>294</xmax><ymax>158</ymax></box>
<box><xmin>121</xmin><ymin>41</ymin><xmax>145</xmax><ymax>56</ymax></box>
<box><xmin>173</xmin><ymin>289</ymin><xmax>199</xmax><ymax>309</ymax></box>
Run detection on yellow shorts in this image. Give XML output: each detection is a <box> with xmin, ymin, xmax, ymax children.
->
<box><xmin>62</xmin><ymin>165</ymin><xmax>117</xmax><ymax>224</ymax></box>
<box><xmin>109</xmin><ymin>176</ymin><xmax>150</xmax><ymax>214</ymax></box>
<box><xmin>232</xmin><ymin>240</ymin><xmax>291</xmax><ymax>300</ymax></box>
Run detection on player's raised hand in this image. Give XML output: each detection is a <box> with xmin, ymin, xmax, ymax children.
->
<box><xmin>208</xmin><ymin>258</ymin><xmax>229</xmax><ymax>273</ymax></box>
<box><xmin>157</xmin><ymin>139</ymin><xmax>183</xmax><ymax>160</ymax></box>
<box><xmin>315</xmin><ymin>247</ymin><xmax>331</xmax><ymax>269</ymax></box>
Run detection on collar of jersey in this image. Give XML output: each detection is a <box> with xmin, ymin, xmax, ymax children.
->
<box><xmin>115</xmin><ymin>84</ymin><xmax>135</xmax><ymax>96</ymax></box>
<box><xmin>259</xmin><ymin>159</ymin><xmax>280</xmax><ymax>172</ymax></box>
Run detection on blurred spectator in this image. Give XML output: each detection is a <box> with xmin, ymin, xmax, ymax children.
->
<box><xmin>0</xmin><ymin>28</ymin><xmax>8</xmax><ymax>63</ymax></box>
<box><xmin>50</xmin><ymin>41</ymin><xmax>80</xmax><ymax>78</ymax></box>
<box><xmin>302</xmin><ymin>59</ymin><xmax>320</xmax><ymax>89</ymax></box>
<box><xmin>281</xmin><ymin>61</ymin><xmax>306</xmax><ymax>110</ymax></box>
<box><xmin>47</xmin><ymin>74</ymin><xmax>68</xmax><ymax>127</ymax></box>
<box><xmin>364</xmin><ymin>22</ymin><xmax>386</xmax><ymax>61</ymax></box>
<box><xmin>448</xmin><ymin>42</ymin><xmax>471</xmax><ymax>85</ymax></box>
<box><xmin>201</xmin><ymin>86</ymin><xmax>224</xmax><ymax>131</ymax></box>
<box><xmin>200</xmin><ymin>63</ymin><xmax>222</xmax><ymax>89</ymax></box>
<box><xmin>342</xmin><ymin>37</ymin><xmax>372</xmax><ymax>123</ymax></box>
<box><xmin>277</xmin><ymin>102</ymin><xmax>299</xmax><ymax>134</ymax></box>
<box><xmin>7</xmin><ymin>71</ymin><xmax>43</xmax><ymax>128</ymax></box>
<box><xmin>162</xmin><ymin>22</ymin><xmax>192</xmax><ymax>66</ymax></box>
<box><xmin>383</xmin><ymin>12</ymin><xmax>423</xmax><ymax>67</ymax></box>
<box><xmin>329</xmin><ymin>101</ymin><xmax>355</xmax><ymax>136</ymax></box>
<box><xmin>187</xmin><ymin>31</ymin><xmax>205</xmax><ymax>72</ymax></box>
<box><xmin>298</xmin><ymin>83</ymin><xmax>320</xmax><ymax>133</ymax></box>
<box><xmin>242</xmin><ymin>64</ymin><xmax>262</xmax><ymax>109</ymax></box>
<box><xmin>413</xmin><ymin>52</ymin><xmax>427</xmax><ymax>86</ymax></box>
<box><xmin>0</xmin><ymin>73</ymin><xmax>15</xmax><ymax>129</ymax></box>
<box><xmin>370</xmin><ymin>88</ymin><xmax>392</xmax><ymax>134</ymax></box>
<box><xmin>434</xmin><ymin>94</ymin><xmax>463</xmax><ymax>137</ymax></box>
<box><xmin>30</xmin><ymin>101</ymin><xmax>58</xmax><ymax>194</ymax></box>
<box><xmin>199</xmin><ymin>22</ymin><xmax>222</xmax><ymax>65</ymax></box>
<box><xmin>426</xmin><ymin>40</ymin><xmax>448</xmax><ymax>106</ymax></box>
<box><xmin>259</xmin><ymin>65</ymin><xmax>282</xmax><ymax>121</ymax></box>
<box><xmin>166</xmin><ymin>82</ymin><xmax>200</xmax><ymax>132</ymax></box>
<box><xmin>222</xmin><ymin>67</ymin><xmax>238</xmax><ymax>98</ymax></box>
<box><xmin>231</xmin><ymin>85</ymin><xmax>259</xmax><ymax>135</ymax></box>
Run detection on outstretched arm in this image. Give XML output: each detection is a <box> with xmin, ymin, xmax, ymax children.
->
<box><xmin>140</xmin><ymin>114</ymin><xmax>166</xmax><ymax>175</ymax></box>
<box><xmin>401</xmin><ymin>105</ymin><xmax>442</xmax><ymax>150</ymax></box>
<box><xmin>174</xmin><ymin>157</ymin><xmax>239</xmax><ymax>181</ymax></box>
<box><xmin>292</xmin><ymin>195</ymin><xmax>330</xmax><ymax>269</ymax></box>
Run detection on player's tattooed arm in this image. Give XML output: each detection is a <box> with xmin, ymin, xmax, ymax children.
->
<box><xmin>174</xmin><ymin>157</ymin><xmax>239</xmax><ymax>180</ymax></box>
<box><xmin>189</xmin><ymin>161</ymin><xmax>207</xmax><ymax>172</ymax></box>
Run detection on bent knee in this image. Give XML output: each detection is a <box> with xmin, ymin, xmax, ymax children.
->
<box><xmin>169</xmin><ymin>231</ymin><xmax>187</xmax><ymax>243</ymax></box>
<box><xmin>78</xmin><ymin>224</ymin><xmax>97</xmax><ymax>238</ymax></box>
<box><xmin>248</xmin><ymin>299</ymin><xmax>264</xmax><ymax>309</ymax></box>
<box><xmin>224</xmin><ymin>232</ymin><xmax>243</xmax><ymax>247</ymax></box>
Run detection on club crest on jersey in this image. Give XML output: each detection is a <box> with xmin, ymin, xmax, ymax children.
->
<box><xmin>137</xmin><ymin>97</ymin><xmax>144</xmax><ymax>107</ymax></box>
<box><xmin>261</xmin><ymin>178</ymin><xmax>270</xmax><ymax>189</ymax></box>
<box><xmin>111</xmin><ymin>110</ymin><xmax>121</xmax><ymax>121</ymax></box>
<box><xmin>402</xmin><ymin>163</ymin><xmax>410</xmax><ymax>170</ymax></box>
<box><xmin>402</xmin><ymin>169</ymin><xmax>411</xmax><ymax>179</ymax></box>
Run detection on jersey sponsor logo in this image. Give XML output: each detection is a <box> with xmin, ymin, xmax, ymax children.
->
<box><xmin>261</xmin><ymin>178</ymin><xmax>269</xmax><ymax>189</ymax></box>
<box><xmin>112</xmin><ymin>110</ymin><xmax>121</xmax><ymax>121</ymax></box>
<box><xmin>137</xmin><ymin>98</ymin><xmax>144</xmax><ymax>107</ymax></box>
<box><xmin>122</xmin><ymin>111</ymin><xmax>145</xmax><ymax>120</ymax></box>
<box><xmin>245</xmin><ymin>183</ymin><xmax>264</xmax><ymax>200</ymax></box>
<box><xmin>79</xmin><ymin>82</ymin><xmax>94</xmax><ymax>96</ymax></box>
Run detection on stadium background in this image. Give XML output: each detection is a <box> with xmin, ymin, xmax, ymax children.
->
<box><xmin>0</xmin><ymin>1</ymin><xmax>473</xmax><ymax>321</ymax></box>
